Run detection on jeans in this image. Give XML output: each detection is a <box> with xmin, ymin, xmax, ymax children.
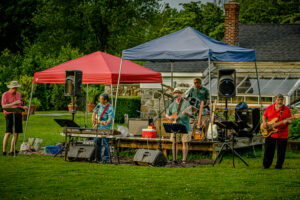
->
<box><xmin>94</xmin><ymin>137</ymin><xmax>109</xmax><ymax>161</ymax></box>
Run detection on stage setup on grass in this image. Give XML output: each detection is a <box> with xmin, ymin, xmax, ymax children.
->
<box><xmin>23</xmin><ymin>27</ymin><xmax>266</xmax><ymax>167</ymax></box>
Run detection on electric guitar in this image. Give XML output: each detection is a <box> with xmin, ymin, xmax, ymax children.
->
<box><xmin>207</xmin><ymin>99</ymin><xmax>218</xmax><ymax>139</ymax></box>
<box><xmin>260</xmin><ymin>113</ymin><xmax>300</xmax><ymax>137</ymax></box>
<box><xmin>193</xmin><ymin>101</ymin><xmax>205</xmax><ymax>140</ymax></box>
<box><xmin>168</xmin><ymin>106</ymin><xmax>192</xmax><ymax>124</ymax></box>
<box><xmin>93</xmin><ymin>115</ymin><xmax>104</xmax><ymax>128</ymax></box>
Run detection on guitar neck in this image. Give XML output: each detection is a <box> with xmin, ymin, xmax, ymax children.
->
<box><xmin>196</xmin><ymin>101</ymin><xmax>204</xmax><ymax>126</ymax></box>
<box><xmin>272</xmin><ymin>116</ymin><xmax>294</xmax><ymax>128</ymax></box>
<box><xmin>211</xmin><ymin>99</ymin><xmax>217</xmax><ymax>123</ymax></box>
<box><xmin>174</xmin><ymin>106</ymin><xmax>192</xmax><ymax>121</ymax></box>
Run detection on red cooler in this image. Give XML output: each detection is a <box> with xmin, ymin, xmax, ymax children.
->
<box><xmin>142</xmin><ymin>129</ymin><xmax>157</xmax><ymax>138</ymax></box>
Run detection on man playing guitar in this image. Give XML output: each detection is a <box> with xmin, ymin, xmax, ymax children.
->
<box><xmin>262</xmin><ymin>94</ymin><xmax>292</xmax><ymax>169</ymax></box>
<box><xmin>166</xmin><ymin>88</ymin><xmax>192</xmax><ymax>165</ymax></box>
<box><xmin>92</xmin><ymin>93</ymin><xmax>114</xmax><ymax>163</ymax></box>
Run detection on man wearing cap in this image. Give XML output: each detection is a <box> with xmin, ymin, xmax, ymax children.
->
<box><xmin>262</xmin><ymin>94</ymin><xmax>292</xmax><ymax>169</ymax></box>
<box><xmin>1</xmin><ymin>80</ymin><xmax>26</xmax><ymax>156</ymax></box>
<box><xmin>166</xmin><ymin>88</ymin><xmax>192</xmax><ymax>165</ymax></box>
<box><xmin>186</xmin><ymin>78</ymin><xmax>209</xmax><ymax>109</ymax></box>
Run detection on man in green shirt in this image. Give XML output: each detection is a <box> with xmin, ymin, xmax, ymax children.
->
<box><xmin>166</xmin><ymin>88</ymin><xmax>192</xmax><ymax>165</ymax></box>
<box><xmin>187</xmin><ymin>78</ymin><xmax>209</xmax><ymax>107</ymax></box>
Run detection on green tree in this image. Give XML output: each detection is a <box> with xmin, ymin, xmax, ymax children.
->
<box><xmin>237</xmin><ymin>0</ymin><xmax>300</xmax><ymax>24</ymax></box>
<box><xmin>157</xmin><ymin>1</ymin><xmax>224</xmax><ymax>41</ymax></box>
<box><xmin>0</xmin><ymin>0</ymin><xmax>38</xmax><ymax>53</ymax></box>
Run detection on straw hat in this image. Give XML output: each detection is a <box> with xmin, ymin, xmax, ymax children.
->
<box><xmin>7</xmin><ymin>80</ymin><xmax>21</xmax><ymax>89</ymax></box>
<box><xmin>173</xmin><ymin>88</ymin><xmax>182</xmax><ymax>94</ymax></box>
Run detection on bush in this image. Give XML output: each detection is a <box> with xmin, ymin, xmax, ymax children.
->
<box><xmin>114</xmin><ymin>96</ymin><xmax>141</xmax><ymax>123</ymax></box>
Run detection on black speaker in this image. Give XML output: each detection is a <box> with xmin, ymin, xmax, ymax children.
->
<box><xmin>235</xmin><ymin>108</ymin><xmax>260</xmax><ymax>136</ymax></box>
<box><xmin>133</xmin><ymin>149</ymin><xmax>167</xmax><ymax>166</ymax></box>
<box><xmin>64</xmin><ymin>70</ymin><xmax>83</xmax><ymax>96</ymax></box>
<box><xmin>67</xmin><ymin>145</ymin><xmax>95</xmax><ymax>162</ymax></box>
<box><xmin>218</xmin><ymin>69</ymin><xmax>236</xmax><ymax>98</ymax></box>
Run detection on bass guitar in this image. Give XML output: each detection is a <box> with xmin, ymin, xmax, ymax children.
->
<box><xmin>193</xmin><ymin>101</ymin><xmax>205</xmax><ymax>140</ymax></box>
<box><xmin>168</xmin><ymin>106</ymin><xmax>192</xmax><ymax>124</ymax></box>
<box><xmin>207</xmin><ymin>99</ymin><xmax>218</xmax><ymax>140</ymax></box>
<box><xmin>260</xmin><ymin>113</ymin><xmax>300</xmax><ymax>137</ymax></box>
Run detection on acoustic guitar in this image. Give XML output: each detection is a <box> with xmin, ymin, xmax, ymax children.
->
<box><xmin>193</xmin><ymin>101</ymin><xmax>205</xmax><ymax>140</ymax></box>
<box><xmin>168</xmin><ymin>106</ymin><xmax>192</xmax><ymax>124</ymax></box>
<box><xmin>260</xmin><ymin>113</ymin><xmax>300</xmax><ymax>137</ymax></box>
<box><xmin>207</xmin><ymin>99</ymin><xmax>218</xmax><ymax>140</ymax></box>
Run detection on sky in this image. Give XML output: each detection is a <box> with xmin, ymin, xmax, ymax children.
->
<box><xmin>162</xmin><ymin>0</ymin><xmax>216</xmax><ymax>10</ymax></box>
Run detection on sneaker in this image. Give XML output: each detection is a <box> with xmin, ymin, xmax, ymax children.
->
<box><xmin>172</xmin><ymin>160</ymin><xmax>178</xmax><ymax>166</ymax></box>
<box><xmin>8</xmin><ymin>151</ymin><xmax>18</xmax><ymax>156</ymax></box>
<box><xmin>275</xmin><ymin>166</ymin><xmax>282</xmax><ymax>169</ymax></box>
<box><xmin>2</xmin><ymin>152</ymin><xmax>6</xmax><ymax>156</ymax></box>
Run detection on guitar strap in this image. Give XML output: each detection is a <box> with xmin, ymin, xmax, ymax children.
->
<box><xmin>100</xmin><ymin>103</ymin><xmax>111</xmax><ymax>120</ymax></box>
<box><xmin>278</xmin><ymin>105</ymin><xmax>285</xmax><ymax>120</ymax></box>
<box><xmin>176</xmin><ymin>98</ymin><xmax>183</xmax><ymax>114</ymax></box>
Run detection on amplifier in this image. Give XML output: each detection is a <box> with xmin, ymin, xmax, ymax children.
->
<box><xmin>133</xmin><ymin>149</ymin><xmax>167</xmax><ymax>167</ymax></box>
<box><xmin>128</xmin><ymin>118</ymin><xmax>149</xmax><ymax>135</ymax></box>
<box><xmin>68</xmin><ymin>145</ymin><xmax>95</xmax><ymax>162</ymax></box>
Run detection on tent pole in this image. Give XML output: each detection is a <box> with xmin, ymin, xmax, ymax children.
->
<box><xmin>254</xmin><ymin>61</ymin><xmax>263</xmax><ymax>110</ymax></box>
<box><xmin>24</xmin><ymin>82</ymin><xmax>34</xmax><ymax>143</ymax></box>
<box><xmin>161</xmin><ymin>83</ymin><xmax>166</xmax><ymax>113</ymax></box>
<box><xmin>112</xmin><ymin>58</ymin><xmax>124</xmax><ymax>131</ymax></box>
<box><xmin>111</xmin><ymin>84</ymin><xmax>114</xmax><ymax>109</ymax></box>
<box><xmin>171</xmin><ymin>61</ymin><xmax>174</xmax><ymax>88</ymax></box>
<box><xmin>208</xmin><ymin>58</ymin><xmax>213</xmax><ymax>141</ymax></box>
<box><xmin>85</xmin><ymin>84</ymin><xmax>88</xmax><ymax>128</ymax></box>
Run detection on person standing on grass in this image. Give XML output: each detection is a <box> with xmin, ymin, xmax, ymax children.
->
<box><xmin>166</xmin><ymin>88</ymin><xmax>192</xmax><ymax>165</ymax></box>
<box><xmin>92</xmin><ymin>93</ymin><xmax>114</xmax><ymax>163</ymax></box>
<box><xmin>1</xmin><ymin>81</ymin><xmax>27</xmax><ymax>156</ymax></box>
<box><xmin>262</xmin><ymin>94</ymin><xmax>292</xmax><ymax>169</ymax></box>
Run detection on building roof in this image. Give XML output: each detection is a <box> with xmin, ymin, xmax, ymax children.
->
<box><xmin>144</xmin><ymin>61</ymin><xmax>208</xmax><ymax>73</ymax></box>
<box><xmin>239</xmin><ymin>24</ymin><xmax>300</xmax><ymax>61</ymax></box>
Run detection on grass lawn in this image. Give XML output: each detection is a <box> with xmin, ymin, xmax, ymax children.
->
<box><xmin>0</xmin><ymin>112</ymin><xmax>300</xmax><ymax>200</ymax></box>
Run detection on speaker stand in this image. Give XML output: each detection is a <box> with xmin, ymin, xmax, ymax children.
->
<box><xmin>72</xmin><ymin>96</ymin><xmax>75</xmax><ymax>121</ymax></box>
<box><xmin>212</xmin><ymin>98</ymin><xmax>248</xmax><ymax>168</ymax></box>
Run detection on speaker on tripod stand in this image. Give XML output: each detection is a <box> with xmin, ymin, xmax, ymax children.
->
<box><xmin>64</xmin><ymin>70</ymin><xmax>83</xmax><ymax>121</ymax></box>
<box><xmin>212</xmin><ymin>69</ymin><xmax>248</xmax><ymax>167</ymax></box>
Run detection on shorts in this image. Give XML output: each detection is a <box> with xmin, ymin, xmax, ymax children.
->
<box><xmin>170</xmin><ymin>133</ymin><xmax>191</xmax><ymax>143</ymax></box>
<box><xmin>5</xmin><ymin>113</ymin><xmax>23</xmax><ymax>134</ymax></box>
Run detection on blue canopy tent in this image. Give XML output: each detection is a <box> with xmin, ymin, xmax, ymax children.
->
<box><xmin>115</xmin><ymin>27</ymin><xmax>259</xmax><ymax>124</ymax></box>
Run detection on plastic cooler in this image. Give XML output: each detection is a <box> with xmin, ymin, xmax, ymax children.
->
<box><xmin>142</xmin><ymin>129</ymin><xmax>157</xmax><ymax>138</ymax></box>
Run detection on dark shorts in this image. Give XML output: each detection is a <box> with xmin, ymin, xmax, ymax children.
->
<box><xmin>5</xmin><ymin>113</ymin><xmax>23</xmax><ymax>134</ymax></box>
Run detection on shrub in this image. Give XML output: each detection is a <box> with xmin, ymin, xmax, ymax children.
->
<box><xmin>114</xmin><ymin>96</ymin><xmax>141</xmax><ymax>123</ymax></box>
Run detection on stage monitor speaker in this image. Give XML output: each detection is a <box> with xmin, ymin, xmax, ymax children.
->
<box><xmin>133</xmin><ymin>149</ymin><xmax>167</xmax><ymax>167</ymax></box>
<box><xmin>64</xmin><ymin>70</ymin><xmax>83</xmax><ymax>96</ymax></box>
<box><xmin>68</xmin><ymin>145</ymin><xmax>95</xmax><ymax>161</ymax></box>
<box><xmin>218</xmin><ymin>69</ymin><xmax>236</xmax><ymax>98</ymax></box>
<box><xmin>235</xmin><ymin>108</ymin><xmax>260</xmax><ymax>136</ymax></box>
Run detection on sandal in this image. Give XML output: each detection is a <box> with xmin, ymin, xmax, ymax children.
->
<box><xmin>182</xmin><ymin>160</ymin><xmax>187</xmax><ymax>164</ymax></box>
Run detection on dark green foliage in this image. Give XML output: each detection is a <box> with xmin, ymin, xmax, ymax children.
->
<box><xmin>114</xmin><ymin>96</ymin><xmax>141</xmax><ymax>123</ymax></box>
<box><xmin>157</xmin><ymin>2</ymin><xmax>224</xmax><ymax>41</ymax></box>
<box><xmin>289</xmin><ymin>118</ymin><xmax>300</xmax><ymax>141</ymax></box>
<box><xmin>0</xmin><ymin>0</ymin><xmax>38</xmax><ymax>53</ymax></box>
<box><xmin>237</xmin><ymin>0</ymin><xmax>300</xmax><ymax>24</ymax></box>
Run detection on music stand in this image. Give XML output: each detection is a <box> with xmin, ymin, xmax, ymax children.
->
<box><xmin>213</xmin><ymin>120</ymin><xmax>248</xmax><ymax>167</ymax></box>
<box><xmin>54</xmin><ymin>119</ymin><xmax>80</xmax><ymax>128</ymax></box>
<box><xmin>163</xmin><ymin>123</ymin><xmax>188</xmax><ymax>163</ymax></box>
<box><xmin>3</xmin><ymin>107</ymin><xmax>25</xmax><ymax>157</ymax></box>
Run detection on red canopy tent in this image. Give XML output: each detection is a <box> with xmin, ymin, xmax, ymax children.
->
<box><xmin>33</xmin><ymin>51</ymin><xmax>162</xmax><ymax>84</ymax></box>
<box><xmin>24</xmin><ymin>51</ymin><xmax>162</xmax><ymax>142</ymax></box>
